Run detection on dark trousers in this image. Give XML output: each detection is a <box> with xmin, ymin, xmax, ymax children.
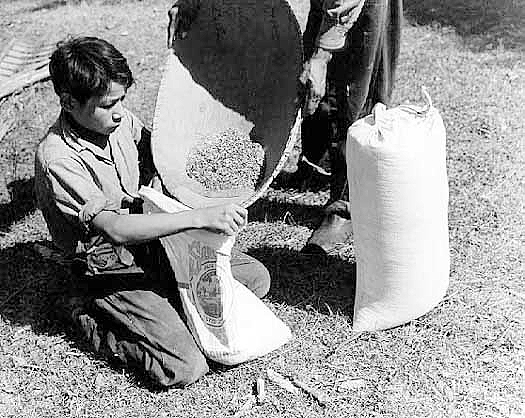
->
<box><xmin>301</xmin><ymin>0</ymin><xmax>402</xmax><ymax>202</ymax></box>
<box><xmin>70</xmin><ymin>241</ymin><xmax>270</xmax><ymax>388</ymax></box>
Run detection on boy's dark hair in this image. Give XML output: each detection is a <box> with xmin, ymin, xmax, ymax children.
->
<box><xmin>49</xmin><ymin>36</ymin><xmax>133</xmax><ymax>105</ymax></box>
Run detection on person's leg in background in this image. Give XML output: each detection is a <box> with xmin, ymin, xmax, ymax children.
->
<box><xmin>304</xmin><ymin>0</ymin><xmax>402</xmax><ymax>253</ymax></box>
<box><xmin>290</xmin><ymin>97</ymin><xmax>336</xmax><ymax>191</ymax></box>
<box><xmin>302</xmin><ymin>66</ymin><xmax>352</xmax><ymax>254</ymax></box>
<box><xmin>276</xmin><ymin>0</ymin><xmax>333</xmax><ymax>191</ymax></box>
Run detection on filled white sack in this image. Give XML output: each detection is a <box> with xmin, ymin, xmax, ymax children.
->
<box><xmin>347</xmin><ymin>90</ymin><xmax>450</xmax><ymax>332</ymax></box>
<box><xmin>139</xmin><ymin>186</ymin><xmax>292</xmax><ymax>365</ymax></box>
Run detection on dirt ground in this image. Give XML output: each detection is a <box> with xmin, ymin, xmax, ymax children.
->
<box><xmin>0</xmin><ymin>1</ymin><xmax>523</xmax><ymax>417</ymax></box>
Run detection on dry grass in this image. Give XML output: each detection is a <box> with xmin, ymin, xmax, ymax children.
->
<box><xmin>0</xmin><ymin>0</ymin><xmax>524</xmax><ymax>417</ymax></box>
<box><xmin>404</xmin><ymin>0</ymin><xmax>525</xmax><ymax>52</ymax></box>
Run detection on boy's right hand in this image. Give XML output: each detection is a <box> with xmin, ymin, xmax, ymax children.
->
<box><xmin>193</xmin><ymin>204</ymin><xmax>248</xmax><ymax>236</ymax></box>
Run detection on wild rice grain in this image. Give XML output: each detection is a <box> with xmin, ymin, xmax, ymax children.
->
<box><xmin>186</xmin><ymin>129</ymin><xmax>265</xmax><ymax>191</ymax></box>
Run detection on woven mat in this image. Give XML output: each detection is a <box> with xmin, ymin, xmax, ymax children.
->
<box><xmin>0</xmin><ymin>39</ymin><xmax>54</xmax><ymax>99</ymax></box>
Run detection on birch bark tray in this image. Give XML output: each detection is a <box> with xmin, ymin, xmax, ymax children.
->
<box><xmin>151</xmin><ymin>0</ymin><xmax>304</xmax><ymax>208</ymax></box>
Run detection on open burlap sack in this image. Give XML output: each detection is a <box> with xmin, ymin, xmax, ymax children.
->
<box><xmin>152</xmin><ymin>0</ymin><xmax>304</xmax><ymax>208</ymax></box>
<box><xmin>140</xmin><ymin>186</ymin><xmax>292</xmax><ymax>365</ymax></box>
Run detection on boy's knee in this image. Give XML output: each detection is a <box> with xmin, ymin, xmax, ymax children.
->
<box><xmin>171</xmin><ymin>349</ymin><xmax>209</xmax><ymax>387</ymax></box>
<box><xmin>146</xmin><ymin>347</ymin><xmax>209</xmax><ymax>389</ymax></box>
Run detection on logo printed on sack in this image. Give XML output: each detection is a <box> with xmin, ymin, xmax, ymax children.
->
<box><xmin>194</xmin><ymin>262</ymin><xmax>224</xmax><ymax>326</ymax></box>
<box><xmin>188</xmin><ymin>241</ymin><xmax>224</xmax><ymax>327</ymax></box>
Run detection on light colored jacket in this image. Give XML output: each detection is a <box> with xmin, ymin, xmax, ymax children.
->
<box><xmin>34</xmin><ymin>109</ymin><xmax>143</xmax><ymax>256</ymax></box>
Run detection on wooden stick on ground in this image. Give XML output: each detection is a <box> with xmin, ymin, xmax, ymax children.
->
<box><xmin>233</xmin><ymin>395</ymin><xmax>256</xmax><ymax>418</ymax></box>
<box><xmin>266</xmin><ymin>368</ymin><xmax>331</xmax><ymax>407</ymax></box>
<box><xmin>289</xmin><ymin>376</ymin><xmax>331</xmax><ymax>407</ymax></box>
<box><xmin>266</xmin><ymin>368</ymin><xmax>299</xmax><ymax>395</ymax></box>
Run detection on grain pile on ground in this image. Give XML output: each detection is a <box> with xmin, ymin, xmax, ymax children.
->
<box><xmin>186</xmin><ymin>129</ymin><xmax>265</xmax><ymax>191</ymax></box>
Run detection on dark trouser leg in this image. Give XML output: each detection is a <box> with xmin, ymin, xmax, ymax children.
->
<box><xmin>302</xmin><ymin>64</ymin><xmax>352</xmax><ymax>254</ymax></box>
<box><xmin>301</xmin><ymin>0</ymin><xmax>327</xmax><ymax>166</ymax></box>
<box><xmin>286</xmin><ymin>0</ymin><xmax>333</xmax><ymax>192</ymax></box>
<box><xmin>303</xmin><ymin>0</ymin><xmax>325</xmax><ymax>61</ymax></box>
<box><xmin>305</xmin><ymin>0</ymin><xmax>401</xmax><ymax>254</ymax></box>
<box><xmin>336</xmin><ymin>0</ymin><xmax>401</xmax><ymax>124</ymax></box>
<box><xmin>84</xmin><ymin>287</ymin><xmax>209</xmax><ymax>388</ymax></box>
<box><xmin>69</xmin><ymin>242</ymin><xmax>271</xmax><ymax>388</ymax></box>
<box><xmin>328</xmin><ymin>0</ymin><xmax>400</xmax><ymax>202</ymax></box>
<box><xmin>300</xmin><ymin>106</ymin><xmax>333</xmax><ymax>167</ymax></box>
<box><xmin>71</xmin><ymin>242</ymin><xmax>209</xmax><ymax>388</ymax></box>
<box><xmin>288</xmin><ymin>102</ymin><xmax>333</xmax><ymax>192</ymax></box>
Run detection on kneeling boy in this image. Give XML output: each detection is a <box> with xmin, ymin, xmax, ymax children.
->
<box><xmin>34</xmin><ymin>37</ymin><xmax>270</xmax><ymax>388</ymax></box>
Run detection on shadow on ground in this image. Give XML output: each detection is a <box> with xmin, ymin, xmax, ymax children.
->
<box><xmin>248</xmin><ymin>193</ymin><xmax>326</xmax><ymax>229</ymax></box>
<box><xmin>245</xmin><ymin>192</ymin><xmax>356</xmax><ymax>315</ymax></box>
<box><xmin>0</xmin><ymin>178</ymin><xmax>36</xmax><ymax>232</ymax></box>
<box><xmin>404</xmin><ymin>0</ymin><xmax>525</xmax><ymax>51</ymax></box>
<box><xmin>0</xmin><ymin>241</ymin><xmax>173</xmax><ymax>390</ymax></box>
<box><xmin>14</xmin><ymin>0</ymin><xmax>76</xmax><ymax>14</ymax></box>
<box><xmin>0</xmin><ymin>241</ymin><xmax>73</xmax><ymax>334</ymax></box>
<box><xmin>0</xmin><ymin>238</ymin><xmax>355</xmax><ymax>386</ymax></box>
<box><xmin>249</xmin><ymin>246</ymin><xmax>356</xmax><ymax>316</ymax></box>
<box><xmin>0</xmin><ymin>242</ymin><xmax>355</xmax><ymax>330</ymax></box>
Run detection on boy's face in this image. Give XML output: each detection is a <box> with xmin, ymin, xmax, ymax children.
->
<box><xmin>69</xmin><ymin>81</ymin><xmax>127</xmax><ymax>136</ymax></box>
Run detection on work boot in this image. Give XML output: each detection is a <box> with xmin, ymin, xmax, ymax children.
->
<box><xmin>303</xmin><ymin>139</ymin><xmax>352</xmax><ymax>254</ymax></box>
<box><xmin>302</xmin><ymin>200</ymin><xmax>352</xmax><ymax>255</ymax></box>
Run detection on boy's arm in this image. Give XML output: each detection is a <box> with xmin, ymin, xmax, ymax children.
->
<box><xmin>91</xmin><ymin>204</ymin><xmax>247</xmax><ymax>245</ymax></box>
<box><xmin>45</xmin><ymin>156</ymin><xmax>247</xmax><ymax>246</ymax></box>
<box><xmin>46</xmin><ymin>157</ymin><xmax>120</xmax><ymax>221</ymax></box>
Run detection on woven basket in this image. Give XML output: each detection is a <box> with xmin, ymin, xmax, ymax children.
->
<box><xmin>152</xmin><ymin>0</ymin><xmax>304</xmax><ymax>208</ymax></box>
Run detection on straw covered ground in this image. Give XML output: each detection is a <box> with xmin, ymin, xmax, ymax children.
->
<box><xmin>0</xmin><ymin>0</ymin><xmax>523</xmax><ymax>417</ymax></box>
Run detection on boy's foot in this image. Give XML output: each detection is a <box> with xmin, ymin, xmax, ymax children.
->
<box><xmin>66</xmin><ymin>296</ymin><xmax>122</xmax><ymax>362</ymax></box>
